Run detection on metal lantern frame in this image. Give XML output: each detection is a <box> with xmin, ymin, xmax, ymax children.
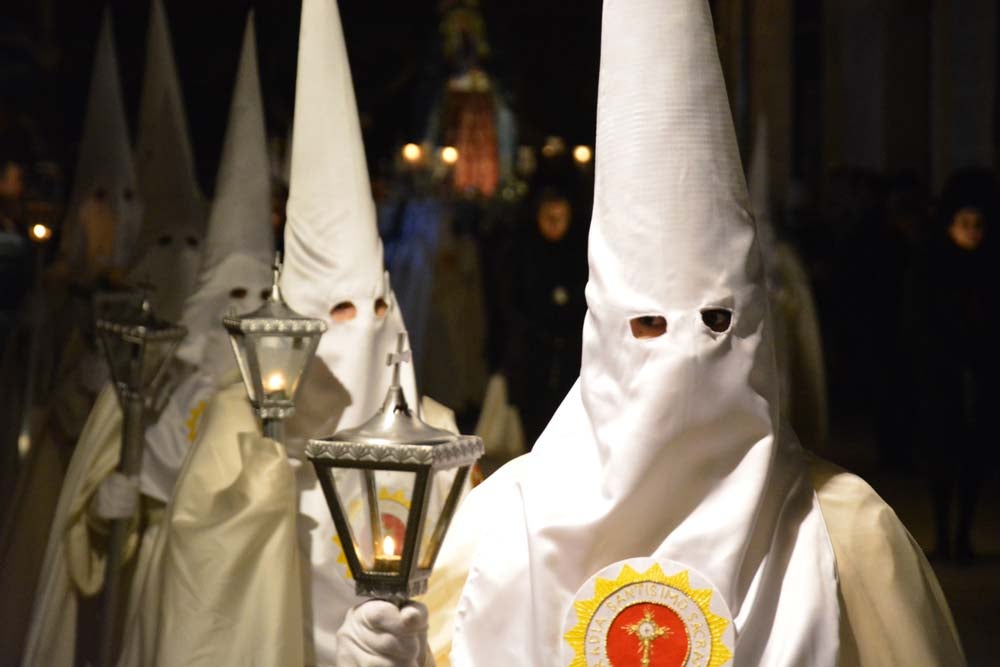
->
<box><xmin>94</xmin><ymin>300</ymin><xmax>185</xmax><ymax>667</ymax></box>
<box><xmin>306</xmin><ymin>338</ymin><xmax>484</xmax><ymax>601</ymax></box>
<box><xmin>222</xmin><ymin>260</ymin><xmax>326</xmax><ymax>438</ymax></box>
<box><xmin>96</xmin><ymin>300</ymin><xmax>187</xmax><ymax>406</ymax></box>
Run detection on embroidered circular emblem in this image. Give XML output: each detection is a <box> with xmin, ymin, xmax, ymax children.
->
<box><xmin>563</xmin><ymin>558</ymin><xmax>734</xmax><ymax>667</ymax></box>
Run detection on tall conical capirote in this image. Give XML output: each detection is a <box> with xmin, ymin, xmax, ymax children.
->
<box><xmin>65</xmin><ymin>8</ymin><xmax>142</xmax><ymax>269</ymax></box>
<box><xmin>447</xmin><ymin>2</ymin><xmax>840</xmax><ymax>664</ymax></box>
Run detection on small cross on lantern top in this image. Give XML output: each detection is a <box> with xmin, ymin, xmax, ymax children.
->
<box><xmin>386</xmin><ymin>333</ymin><xmax>412</xmax><ymax>387</ymax></box>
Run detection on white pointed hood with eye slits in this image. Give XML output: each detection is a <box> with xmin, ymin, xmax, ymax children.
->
<box><xmin>172</xmin><ymin>12</ymin><xmax>274</xmax><ymax>376</ymax></box>
<box><xmin>65</xmin><ymin>8</ymin><xmax>142</xmax><ymax>270</ymax></box>
<box><xmin>281</xmin><ymin>1</ymin><xmax>418</xmax><ymax>662</ymax></box>
<box><xmin>140</xmin><ymin>13</ymin><xmax>274</xmax><ymax>506</ymax></box>
<box><xmin>127</xmin><ymin>0</ymin><xmax>206</xmax><ymax>322</ymax></box>
<box><xmin>450</xmin><ymin>1</ymin><xmax>840</xmax><ymax>664</ymax></box>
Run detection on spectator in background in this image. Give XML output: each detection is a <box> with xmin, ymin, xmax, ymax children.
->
<box><xmin>910</xmin><ymin>167</ymin><xmax>999</xmax><ymax>563</ymax></box>
<box><xmin>504</xmin><ymin>186</ymin><xmax>587</xmax><ymax>445</ymax></box>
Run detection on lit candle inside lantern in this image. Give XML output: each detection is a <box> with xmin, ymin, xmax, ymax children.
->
<box><xmin>264</xmin><ymin>371</ymin><xmax>286</xmax><ymax>394</ymax></box>
<box><xmin>374</xmin><ymin>534</ymin><xmax>401</xmax><ymax>572</ymax></box>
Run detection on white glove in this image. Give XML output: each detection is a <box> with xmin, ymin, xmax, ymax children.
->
<box><xmin>92</xmin><ymin>472</ymin><xmax>140</xmax><ymax>520</ymax></box>
<box><xmin>335</xmin><ymin>599</ymin><xmax>430</xmax><ymax>667</ymax></box>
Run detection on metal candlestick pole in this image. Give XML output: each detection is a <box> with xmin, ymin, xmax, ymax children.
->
<box><xmin>96</xmin><ymin>387</ymin><xmax>145</xmax><ymax>667</ymax></box>
<box><xmin>262</xmin><ymin>417</ymin><xmax>284</xmax><ymax>443</ymax></box>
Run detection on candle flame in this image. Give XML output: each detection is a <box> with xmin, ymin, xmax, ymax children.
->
<box><xmin>264</xmin><ymin>371</ymin><xmax>286</xmax><ymax>392</ymax></box>
<box><xmin>382</xmin><ymin>534</ymin><xmax>397</xmax><ymax>556</ymax></box>
<box><xmin>441</xmin><ymin>146</ymin><xmax>459</xmax><ymax>165</ymax></box>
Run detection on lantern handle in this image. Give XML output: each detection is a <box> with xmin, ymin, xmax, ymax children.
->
<box><xmin>386</xmin><ymin>332</ymin><xmax>412</xmax><ymax>388</ymax></box>
<box><xmin>269</xmin><ymin>251</ymin><xmax>284</xmax><ymax>303</ymax></box>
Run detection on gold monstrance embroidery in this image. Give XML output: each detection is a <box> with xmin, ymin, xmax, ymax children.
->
<box><xmin>625</xmin><ymin>609</ymin><xmax>671</xmax><ymax>667</ymax></box>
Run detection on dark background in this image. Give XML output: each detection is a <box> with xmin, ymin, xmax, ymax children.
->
<box><xmin>0</xmin><ymin>0</ymin><xmax>602</xmax><ymax>195</ymax></box>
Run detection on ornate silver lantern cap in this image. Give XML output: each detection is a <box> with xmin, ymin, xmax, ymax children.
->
<box><xmin>306</xmin><ymin>387</ymin><xmax>484</xmax><ymax>469</ymax></box>
<box><xmin>306</xmin><ymin>338</ymin><xmax>483</xmax><ymax>468</ymax></box>
<box><xmin>221</xmin><ymin>265</ymin><xmax>327</xmax><ymax>336</ymax></box>
<box><xmin>95</xmin><ymin>298</ymin><xmax>186</xmax><ymax>344</ymax></box>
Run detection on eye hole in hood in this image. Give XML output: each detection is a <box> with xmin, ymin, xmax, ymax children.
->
<box><xmin>374</xmin><ymin>297</ymin><xmax>389</xmax><ymax>319</ymax></box>
<box><xmin>331</xmin><ymin>301</ymin><xmax>357</xmax><ymax>322</ymax></box>
<box><xmin>629</xmin><ymin>315</ymin><xmax>667</xmax><ymax>339</ymax></box>
<box><xmin>701</xmin><ymin>308</ymin><xmax>733</xmax><ymax>333</ymax></box>
<box><xmin>229</xmin><ymin>287</ymin><xmax>248</xmax><ymax>299</ymax></box>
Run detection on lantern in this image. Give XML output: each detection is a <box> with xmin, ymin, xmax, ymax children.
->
<box><xmin>306</xmin><ymin>334</ymin><xmax>484</xmax><ymax>601</ymax></box>
<box><xmin>94</xmin><ymin>298</ymin><xmax>185</xmax><ymax>667</ymax></box>
<box><xmin>223</xmin><ymin>256</ymin><xmax>326</xmax><ymax>439</ymax></box>
<box><xmin>96</xmin><ymin>298</ymin><xmax>187</xmax><ymax>406</ymax></box>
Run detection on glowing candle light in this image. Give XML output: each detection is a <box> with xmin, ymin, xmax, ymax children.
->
<box><xmin>440</xmin><ymin>146</ymin><xmax>459</xmax><ymax>165</ymax></box>
<box><xmin>382</xmin><ymin>534</ymin><xmax>397</xmax><ymax>556</ymax></box>
<box><xmin>401</xmin><ymin>143</ymin><xmax>422</xmax><ymax>163</ymax></box>
<box><xmin>573</xmin><ymin>145</ymin><xmax>593</xmax><ymax>164</ymax></box>
<box><xmin>265</xmin><ymin>371</ymin><xmax>286</xmax><ymax>393</ymax></box>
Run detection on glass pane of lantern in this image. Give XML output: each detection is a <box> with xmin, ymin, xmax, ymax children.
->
<box><xmin>257</xmin><ymin>334</ymin><xmax>311</xmax><ymax>402</ymax></box>
<box><xmin>140</xmin><ymin>338</ymin><xmax>177</xmax><ymax>391</ymax></box>
<box><xmin>228</xmin><ymin>334</ymin><xmax>257</xmax><ymax>402</ymax></box>
<box><xmin>373</xmin><ymin>470</ymin><xmax>417</xmax><ymax>571</ymax></box>
<box><xmin>330</xmin><ymin>468</ymin><xmax>376</xmax><ymax>571</ymax></box>
<box><xmin>418</xmin><ymin>467</ymin><xmax>465</xmax><ymax>570</ymax></box>
<box><xmin>98</xmin><ymin>330</ymin><xmax>138</xmax><ymax>389</ymax></box>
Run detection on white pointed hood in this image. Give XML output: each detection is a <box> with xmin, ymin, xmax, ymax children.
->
<box><xmin>451</xmin><ymin>1</ymin><xmax>840</xmax><ymax>664</ymax></box>
<box><xmin>65</xmin><ymin>8</ymin><xmax>142</xmax><ymax>270</ymax></box>
<box><xmin>126</xmin><ymin>96</ymin><xmax>203</xmax><ymax>322</ymax></box>
<box><xmin>127</xmin><ymin>0</ymin><xmax>206</xmax><ymax>322</ymax></box>
<box><xmin>281</xmin><ymin>0</ymin><xmax>382</xmax><ymax>314</ymax></box>
<box><xmin>280</xmin><ymin>1</ymin><xmax>417</xmax><ymax>663</ymax></box>
<box><xmin>134</xmin><ymin>0</ymin><xmax>205</xmax><ymax>248</ymax></box>
<box><xmin>749</xmin><ymin>116</ymin><xmax>779</xmax><ymax>276</ymax></box>
<box><xmin>173</xmin><ymin>12</ymin><xmax>274</xmax><ymax>374</ymax></box>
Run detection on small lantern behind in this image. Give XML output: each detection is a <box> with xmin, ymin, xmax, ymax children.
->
<box><xmin>94</xmin><ymin>298</ymin><xmax>185</xmax><ymax>667</ymax></box>
<box><xmin>223</xmin><ymin>255</ymin><xmax>326</xmax><ymax>438</ymax></box>
<box><xmin>307</xmin><ymin>334</ymin><xmax>484</xmax><ymax>601</ymax></box>
<box><xmin>96</xmin><ymin>298</ymin><xmax>187</xmax><ymax>402</ymax></box>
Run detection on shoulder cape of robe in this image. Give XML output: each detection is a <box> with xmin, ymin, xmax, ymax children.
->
<box><xmin>424</xmin><ymin>455</ymin><xmax>965</xmax><ymax>666</ymax></box>
<box><xmin>21</xmin><ymin>384</ymin><xmax>134</xmax><ymax>667</ymax></box>
<box><xmin>118</xmin><ymin>381</ymin><xmax>304</xmax><ymax>666</ymax></box>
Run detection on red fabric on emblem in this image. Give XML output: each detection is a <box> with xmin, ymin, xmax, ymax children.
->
<box><xmin>606</xmin><ymin>602</ymin><xmax>689</xmax><ymax>667</ymax></box>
